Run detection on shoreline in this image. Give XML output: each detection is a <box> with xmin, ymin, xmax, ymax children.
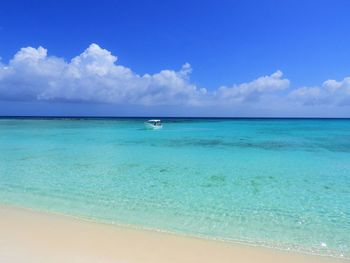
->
<box><xmin>0</xmin><ymin>204</ymin><xmax>348</xmax><ymax>263</ymax></box>
<box><xmin>0</xmin><ymin>202</ymin><xmax>345</xmax><ymax>259</ymax></box>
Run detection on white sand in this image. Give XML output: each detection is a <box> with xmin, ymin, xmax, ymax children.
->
<box><xmin>0</xmin><ymin>205</ymin><xmax>348</xmax><ymax>263</ymax></box>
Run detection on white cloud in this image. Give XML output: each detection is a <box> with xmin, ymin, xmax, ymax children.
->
<box><xmin>0</xmin><ymin>44</ymin><xmax>204</xmax><ymax>105</ymax></box>
<box><xmin>0</xmin><ymin>43</ymin><xmax>350</xmax><ymax>114</ymax></box>
<box><xmin>215</xmin><ymin>70</ymin><xmax>290</xmax><ymax>104</ymax></box>
<box><xmin>13</xmin><ymin>46</ymin><xmax>48</xmax><ymax>61</ymax></box>
<box><xmin>289</xmin><ymin>87</ymin><xmax>327</xmax><ymax>105</ymax></box>
<box><xmin>289</xmin><ymin>77</ymin><xmax>350</xmax><ymax>106</ymax></box>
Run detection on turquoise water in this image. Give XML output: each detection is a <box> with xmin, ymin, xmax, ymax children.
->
<box><xmin>0</xmin><ymin>118</ymin><xmax>350</xmax><ymax>258</ymax></box>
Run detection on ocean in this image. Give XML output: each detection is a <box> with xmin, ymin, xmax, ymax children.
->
<box><xmin>0</xmin><ymin>118</ymin><xmax>349</xmax><ymax>258</ymax></box>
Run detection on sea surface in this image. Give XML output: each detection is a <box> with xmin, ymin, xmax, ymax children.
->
<box><xmin>0</xmin><ymin>118</ymin><xmax>349</xmax><ymax>258</ymax></box>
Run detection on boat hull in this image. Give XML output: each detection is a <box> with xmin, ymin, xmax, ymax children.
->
<box><xmin>144</xmin><ymin>122</ymin><xmax>162</xmax><ymax>129</ymax></box>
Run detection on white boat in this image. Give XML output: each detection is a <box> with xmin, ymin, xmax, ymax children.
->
<box><xmin>144</xmin><ymin>119</ymin><xmax>162</xmax><ymax>129</ymax></box>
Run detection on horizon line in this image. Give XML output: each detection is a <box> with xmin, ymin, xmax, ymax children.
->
<box><xmin>1</xmin><ymin>116</ymin><xmax>350</xmax><ymax>120</ymax></box>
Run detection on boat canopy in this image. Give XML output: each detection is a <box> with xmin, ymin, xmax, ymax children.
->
<box><xmin>146</xmin><ymin>119</ymin><xmax>161</xmax><ymax>123</ymax></box>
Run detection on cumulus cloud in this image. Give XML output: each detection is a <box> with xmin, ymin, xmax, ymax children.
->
<box><xmin>0</xmin><ymin>44</ymin><xmax>205</xmax><ymax>106</ymax></box>
<box><xmin>215</xmin><ymin>70</ymin><xmax>289</xmax><ymax>104</ymax></box>
<box><xmin>0</xmin><ymin>43</ymin><xmax>350</xmax><ymax>114</ymax></box>
<box><xmin>289</xmin><ymin>77</ymin><xmax>350</xmax><ymax>106</ymax></box>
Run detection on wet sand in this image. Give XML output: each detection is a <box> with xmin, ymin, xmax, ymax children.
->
<box><xmin>0</xmin><ymin>205</ymin><xmax>347</xmax><ymax>263</ymax></box>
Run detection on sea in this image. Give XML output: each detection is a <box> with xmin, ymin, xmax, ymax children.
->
<box><xmin>0</xmin><ymin>118</ymin><xmax>349</xmax><ymax>258</ymax></box>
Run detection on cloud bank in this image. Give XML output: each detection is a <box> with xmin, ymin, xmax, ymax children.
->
<box><xmin>289</xmin><ymin>78</ymin><xmax>350</xmax><ymax>106</ymax></box>
<box><xmin>0</xmin><ymin>44</ymin><xmax>205</xmax><ymax>106</ymax></box>
<box><xmin>0</xmin><ymin>43</ymin><xmax>350</xmax><ymax>116</ymax></box>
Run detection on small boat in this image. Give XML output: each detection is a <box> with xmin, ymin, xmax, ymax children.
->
<box><xmin>144</xmin><ymin>119</ymin><xmax>162</xmax><ymax>129</ymax></box>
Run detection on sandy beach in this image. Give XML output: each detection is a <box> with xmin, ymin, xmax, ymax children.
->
<box><xmin>0</xmin><ymin>205</ymin><xmax>347</xmax><ymax>263</ymax></box>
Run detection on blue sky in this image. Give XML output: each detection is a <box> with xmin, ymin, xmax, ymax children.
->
<box><xmin>0</xmin><ymin>0</ymin><xmax>350</xmax><ymax>117</ymax></box>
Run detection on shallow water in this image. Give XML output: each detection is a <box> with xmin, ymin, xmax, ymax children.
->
<box><xmin>0</xmin><ymin>118</ymin><xmax>349</xmax><ymax>258</ymax></box>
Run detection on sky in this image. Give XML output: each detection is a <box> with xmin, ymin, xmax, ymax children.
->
<box><xmin>0</xmin><ymin>0</ymin><xmax>350</xmax><ymax>117</ymax></box>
